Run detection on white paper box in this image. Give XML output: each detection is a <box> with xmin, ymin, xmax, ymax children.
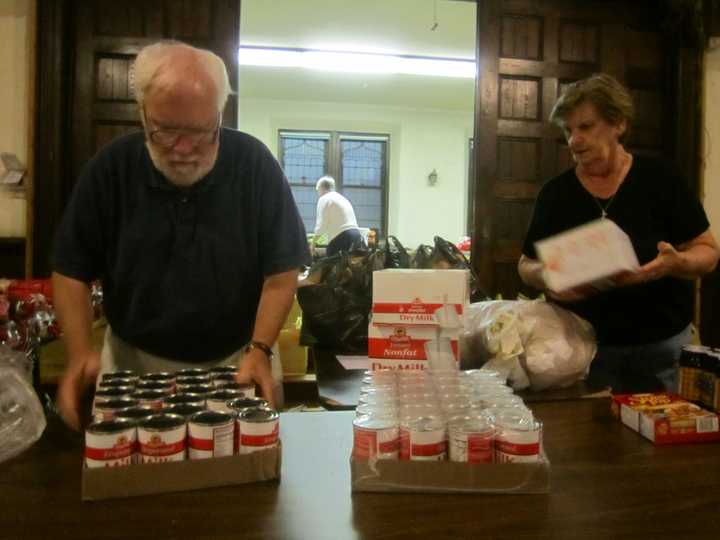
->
<box><xmin>369</xmin><ymin>269</ymin><xmax>468</xmax><ymax>370</ymax></box>
<box><xmin>372</xmin><ymin>269</ymin><xmax>469</xmax><ymax>327</ymax></box>
<box><xmin>534</xmin><ymin>219</ymin><xmax>639</xmax><ymax>292</ymax></box>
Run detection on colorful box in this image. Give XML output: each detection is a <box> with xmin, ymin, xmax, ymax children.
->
<box><xmin>611</xmin><ymin>393</ymin><xmax>720</xmax><ymax>445</ymax></box>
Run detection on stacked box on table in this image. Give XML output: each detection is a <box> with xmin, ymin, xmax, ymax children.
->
<box><xmin>369</xmin><ymin>269</ymin><xmax>469</xmax><ymax>371</ymax></box>
<box><xmin>82</xmin><ymin>443</ymin><xmax>281</xmax><ymax>500</ymax></box>
<box><xmin>611</xmin><ymin>393</ymin><xmax>720</xmax><ymax>445</ymax></box>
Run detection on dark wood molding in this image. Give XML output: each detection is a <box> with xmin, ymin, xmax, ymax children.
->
<box><xmin>33</xmin><ymin>0</ymin><xmax>73</xmax><ymax>277</ymax></box>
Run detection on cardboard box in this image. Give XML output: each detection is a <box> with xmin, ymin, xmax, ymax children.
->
<box><xmin>82</xmin><ymin>444</ymin><xmax>281</xmax><ymax>501</ymax></box>
<box><xmin>535</xmin><ymin>219</ymin><xmax>639</xmax><ymax>292</ymax></box>
<box><xmin>611</xmin><ymin>393</ymin><xmax>720</xmax><ymax>445</ymax></box>
<box><xmin>350</xmin><ymin>455</ymin><xmax>550</xmax><ymax>494</ymax></box>
<box><xmin>370</xmin><ymin>269</ymin><xmax>469</xmax><ymax>370</ymax></box>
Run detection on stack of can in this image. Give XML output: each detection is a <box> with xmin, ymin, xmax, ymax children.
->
<box><xmin>352</xmin><ymin>368</ymin><xmax>542</xmax><ymax>464</ymax></box>
<box><xmin>84</xmin><ymin>367</ymin><xmax>280</xmax><ymax>468</ymax></box>
<box><xmin>678</xmin><ymin>345</ymin><xmax>720</xmax><ymax>411</ymax></box>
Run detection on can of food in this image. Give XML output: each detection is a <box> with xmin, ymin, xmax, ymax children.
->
<box><xmin>139</xmin><ymin>372</ymin><xmax>176</xmax><ymax>391</ymax></box>
<box><xmin>136</xmin><ymin>380</ymin><xmax>174</xmax><ymax>395</ymax></box>
<box><xmin>93</xmin><ymin>397</ymin><xmax>138</xmax><ymax>421</ymax></box>
<box><xmin>238</xmin><ymin>407</ymin><xmax>280</xmax><ymax>454</ymax></box>
<box><xmin>188</xmin><ymin>410</ymin><xmax>236</xmax><ymax>459</ymax></box>
<box><xmin>399</xmin><ymin>416</ymin><xmax>446</xmax><ymax>461</ymax></box>
<box><xmin>131</xmin><ymin>389</ymin><xmax>167</xmax><ymax>411</ymax></box>
<box><xmin>206</xmin><ymin>388</ymin><xmax>243</xmax><ymax>412</ymax></box>
<box><xmin>85</xmin><ymin>418</ymin><xmax>136</xmax><ymax>468</ymax></box>
<box><xmin>211</xmin><ymin>372</ymin><xmax>237</xmax><ymax>387</ymax></box>
<box><xmin>97</xmin><ymin>378</ymin><xmax>136</xmax><ymax>390</ymax></box>
<box><xmin>494</xmin><ymin>411</ymin><xmax>542</xmax><ymax>463</ymax></box>
<box><xmin>227</xmin><ymin>396</ymin><xmax>269</xmax><ymax>414</ymax></box>
<box><xmin>164</xmin><ymin>402</ymin><xmax>205</xmax><ymax>420</ymax></box>
<box><xmin>138</xmin><ymin>413</ymin><xmax>187</xmax><ymax>463</ymax></box>
<box><xmin>215</xmin><ymin>381</ymin><xmax>255</xmax><ymax>397</ymax></box>
<box><xmin>176</xmin><ymin>375</ymin><xmax>211</xmax><ymax>389</ymax></box>
<box><xmin>179</xmin><ymin>383</ymin><xmax>213</xmax><ymax>397</ymax></box>
<box><xmin>93</xmin><ymin>386</ymin><xmax>135</xmax><ymax>405</ymax></box>
<box><xmin>448</xmin><ymin>414</ymin><xmax>495</xmax><ymax>463</ymax></box>
<box><xmin>352</xmin><ymin>412</ymin><xmax>399</xmax><ymax>460</ymax></box>
<box><xmin>209</xmin><ymin>365</ymin><xmax>237</xmax><ymax>377</ymax></box>
<box><xmin>114</xmin><ymin>405</ymin><xmax>156</xmax><ymax>424</ymax></box>
<box><xmin>175</xmin><ymin>368</ymin><xmax>210</xmax><ymax>379</ymax></box>
<box><xmin>163</xmin><ymin>393</ymin><xmax>205</xmax><ymax>408</ymax></box>
<box><xmin>101</xmin><ymin>370</ymin><xmax>138</xmax><ymax>383</ymax></box>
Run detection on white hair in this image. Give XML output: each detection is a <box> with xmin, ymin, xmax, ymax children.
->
<box><xmin>316</xmin><ymin>176</ymin><xmax>336</xmax><ymax>192</ymax></box>
<box><xmin>133</xmin><ymin>41</ymin><xmax>232</xmax><ymax>112</ymax></box>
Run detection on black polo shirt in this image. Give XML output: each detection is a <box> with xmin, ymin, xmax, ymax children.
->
<box><xmin>54</xmin><ymin>128</ymin><xmax>309</xmax><ymax>361</ymax></box>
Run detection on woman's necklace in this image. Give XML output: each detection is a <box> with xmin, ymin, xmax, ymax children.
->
<box><xmin>594</xmin><ymin>193</ymin><xmax>616</xmax><ymax>219</ymax></box>
<box><xmin>582</xmin><ymin>152</ymin><xmax>632</xmax><ymax>220</ymax></box>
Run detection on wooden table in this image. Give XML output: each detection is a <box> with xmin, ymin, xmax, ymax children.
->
<box><xmin>2</xmin><ymin>399</ymin><xmax>719</xmax><ymax>540</ymax></box>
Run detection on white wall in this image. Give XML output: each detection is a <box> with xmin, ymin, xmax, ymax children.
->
<box><xmin>0</xmin><ymin>0</ymin><xmax>30</xmax><ymax>237</ymax></box>
<box><xmin>704</xmin><ymin>44</ymin><xmax>720</xmax><ymax>240</ymax></box>
<box><xmin>239</xmin><ymin>98</ymin><xmax>474</xmax><ymax>248</ymax></box>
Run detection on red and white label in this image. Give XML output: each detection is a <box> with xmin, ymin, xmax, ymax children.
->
<box><xmin>449</xmin><ymin>430</ymin><xmax>494</xmax><ymax>464</ymax></box>
<box><xmin>399</xmin><ymin>427</ymin><xmax>446</xmax><ymax>461</ymax></box>
<box><xmin>352</xmin><ymin>425</ymin><xmax>399</xmax><ymax>460</ymax></box>
<box><xmin>188</xmin><ymin>421</ymin><xmax>235</xmax><ymax>459</ymax></box>
<box><xmin>138</xmin><ymin>424</ymin><xmax>187</xmax><ymax>463</ymax></box>
<box><xmin>238</xmin><ymin>419</ymin><xmax>279</xmax><ymax>454</ymax></box>
<box><xmin>495</xmin><ymin>428</ymin><xmax>541</xmax><ymax>463</ymax></box>
<box><xmin>85</xmin><ymin>428</ymin><xmax>136</xmax><ymax>468</ymax></box>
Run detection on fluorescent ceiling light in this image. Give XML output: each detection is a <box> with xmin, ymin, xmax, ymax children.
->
<box><xmin>238</xmin><ymin>46</ymin><xmax>475</xmax><ymax>79</ymax></box>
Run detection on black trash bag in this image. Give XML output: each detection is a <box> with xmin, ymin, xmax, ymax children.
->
<box><xmin>382</xmin><ymin>235</ymin><xmax>411</xmax><ymax>269</ymax></box>
<box><xmin>430</xmin><ymin>236</ymin><xmax>488</xmax><ymax>302</ymax></box>
<box><xmin>411</xmin><ymin>244</ymin><xmax>434</xmax><ymax>268</ymax></box>
<box><xmin>297</xmin><ymin>251</ymin><xmax>374</xmax><ymax>353</ymax></box>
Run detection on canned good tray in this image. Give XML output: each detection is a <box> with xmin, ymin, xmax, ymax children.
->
<box><xmin>350</xmin><ymin>453</ymin><xmax>550</xmax><ymax>494</ymax></box>
<box><xmin>82</xmin><ymin>443</ymin><xmax>281</xmax><ymax>501</ymax></box>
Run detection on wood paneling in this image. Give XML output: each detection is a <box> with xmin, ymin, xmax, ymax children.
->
<box><xmin>501</xmin><ymin>15</ymin><xmax>543</xmax><ymax>59</ymax></box>
<box><xmin>499</xmin><ymin>76</ymin><xmax>542</xmax><ymax>120</ymax></box>
<box><xmin>558</xmin><ymin>20</ymin><xmax>599</xmax><ymax>64</ymax></box>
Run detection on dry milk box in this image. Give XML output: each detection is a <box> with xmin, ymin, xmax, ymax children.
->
<box><xmin>369</xmin><ymin>269</ymin><xmax>469</xmax><ymax>370</ymax></box>
<box><xmin>534</xmin><ymin>219</ymin><xmax>639</xmax><ymax>292</ymax></box>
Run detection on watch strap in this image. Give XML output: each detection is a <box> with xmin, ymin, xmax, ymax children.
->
<box><xmin>247</xmin><ymin>340</ymin><xmax>274</xmax><ymax>359</ymax></box>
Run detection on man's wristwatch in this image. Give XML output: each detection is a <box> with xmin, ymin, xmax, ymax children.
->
<box><xmin>245</xmin><ymin>340</ymin><xmax>274</xmax><ymax>361</ymax></box>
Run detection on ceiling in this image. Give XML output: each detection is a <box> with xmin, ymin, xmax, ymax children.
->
<box><xmin>238</xmin><ymin>0</ymin><xmax>477</xmax><ymax>111</ymax></box>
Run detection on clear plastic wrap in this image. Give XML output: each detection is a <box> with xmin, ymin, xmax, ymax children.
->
<box><xmin>350</xmin><ymin>452</ymin><xmax>550</xmax><ymax>494</ymax></box>
<box><xmin>0</xmin><ymin>344</ymin><xmax>47</xmax><ymax>463</ymax></box>
<box><xmin>460</xmin><ymin>300</ymin><xmax>597</xmax><ymax>391</ymax></box>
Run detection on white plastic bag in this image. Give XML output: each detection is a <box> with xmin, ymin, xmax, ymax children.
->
<box><xmin>0</xmin><ymin>345</ymin><xmax>47</xmax><ymax>463</ymax></box>
<box><xmin>460</xmin><ymin>300</ymin><xmax>596</xmax><ymax>391</ymax></box>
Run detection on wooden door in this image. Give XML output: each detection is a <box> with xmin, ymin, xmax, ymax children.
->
<box><xmin>33</xmin><ymin>0</ymin><xmax>240</xmax><ymax>276</ymax></box>
<box><xmin>471</xmin><ymin>0</ymin><xmax>696</xmax><ymax>299</ymax></box>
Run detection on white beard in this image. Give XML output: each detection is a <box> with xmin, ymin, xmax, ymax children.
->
<box><xmin>146</xmin><ymin>142</ymin><xmax>217</xmax><ymax>188</ymax></box>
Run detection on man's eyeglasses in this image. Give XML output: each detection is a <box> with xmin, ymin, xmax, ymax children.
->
<box><xmin>142</xmin><ymin>106</ymin><xmax>221</xmax><ymax>148</ymax></box>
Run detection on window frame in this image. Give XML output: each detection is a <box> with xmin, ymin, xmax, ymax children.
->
<box><xmin>278</xmin><ymin>129</ymin><xmax>390</xmax><ymax>237</ymax></box>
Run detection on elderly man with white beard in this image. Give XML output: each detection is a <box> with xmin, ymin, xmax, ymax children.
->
<box><xmin>52</xmin><ymin>41</ymin><xmax>309</xmax><ymax>429</ymax></box>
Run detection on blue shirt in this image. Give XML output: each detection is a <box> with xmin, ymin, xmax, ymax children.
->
<box><xmin>54</xmin><ymin>128</ymin><xmax>309</xmax><ymax>361</ymax></box>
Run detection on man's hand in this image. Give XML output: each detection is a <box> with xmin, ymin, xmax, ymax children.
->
<box><xmin>235</xmin><ymin>348</ymin><xmax>276</xmax><ymax>409</ymax></box>
<box><xmin>56</xmin><ymin>350</ymin><xmax>100</xmax><ymax>431</ymax></box>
